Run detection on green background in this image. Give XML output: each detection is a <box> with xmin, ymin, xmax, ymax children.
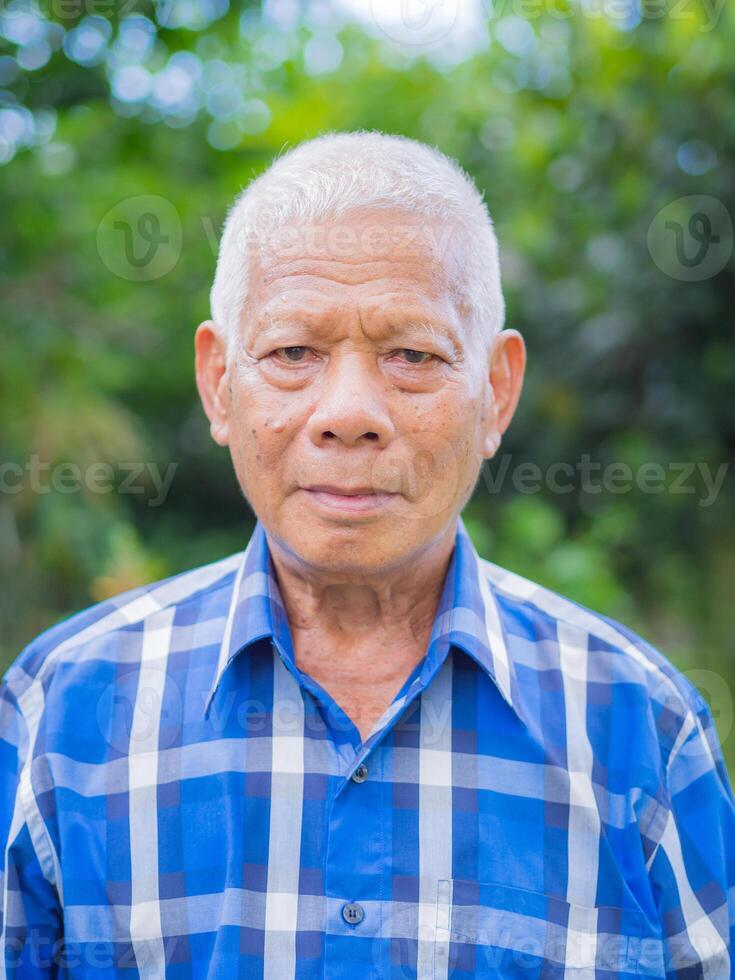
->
<box><xmin>1</xmin><ymin>0</ymin><xmax>733</xmax><ymax>778</ymax></box>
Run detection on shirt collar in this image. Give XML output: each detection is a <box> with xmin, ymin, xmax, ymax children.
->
<box><xmin>203</xmin><ymin>516</ymin><xmax>522</xmax><ymax>724</ymax></box>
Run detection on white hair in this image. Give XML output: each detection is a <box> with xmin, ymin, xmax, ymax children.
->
<box><xmin>209</xmin><ymin>130</ymin><xmax>505</xmax><ymax>347</ymax></box>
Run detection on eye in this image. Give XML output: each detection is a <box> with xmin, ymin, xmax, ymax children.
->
<box><xmin>395</xmin><ymin>349</ymin><xmax>437</xmax><ymax>365</ymax></box>
<box><xmin>272</xmin><ymin>346</ymin><xmax>312</xmax><ymax>363</ymax></box>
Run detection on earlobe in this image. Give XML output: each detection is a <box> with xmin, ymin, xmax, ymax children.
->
<box><xmin>483</xmin><ymin>433</ymin><xmax>500</xmax><ymax>460</ymax></box>
<box><xmin>210</xmin><ymin>418</ymin><xmax>229</xmax><ymax>447</ymax></box>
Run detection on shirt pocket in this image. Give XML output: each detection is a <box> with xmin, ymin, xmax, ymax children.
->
<box><xmin>434</xmin><ymin>878</ymin><xmax>665</xmax><ymax>979</ymax></box>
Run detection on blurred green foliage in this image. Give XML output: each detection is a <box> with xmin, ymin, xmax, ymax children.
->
<box><xmin>0</xmin><ymin>1</ymin><xmax>733</xmax><ymax>775</ymax></box>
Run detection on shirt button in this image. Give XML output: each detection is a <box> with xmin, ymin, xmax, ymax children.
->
<box><xmin>351</xmin><ymin>763</ymin><xmax>368</xmax><ymax>783</ymax></box>
<box><xmin>342</xmin><ymin>902</ymin><xmax>364</xmax><ymax>926</ymax></box>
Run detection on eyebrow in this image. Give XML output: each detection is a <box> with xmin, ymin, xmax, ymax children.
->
<box><xmin>401</xmin><ymin>320</ymin><xmax>462</xmax><ymax>353</ymax></box>
<box><xmin>255</xmin><ymin>316</ymin><xmax>464</xmax><ymax>357</ymax></box>
<box><xmin>389</xmin><ymin>320</ymin><xmax>463</xmax><ymax>358</ymax></box>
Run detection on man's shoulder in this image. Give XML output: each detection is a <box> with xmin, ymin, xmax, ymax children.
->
<box><xmin>3</xmin><ymin>549</ymin><xmax>245</xmax><ymax>700</ymax></box>
<box><xmin>476</xmin><ymin>555</ymin><xmax>707</xmax><ymax>729</ymax></box>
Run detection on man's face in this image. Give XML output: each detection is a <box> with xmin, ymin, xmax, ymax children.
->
<box><xmin>196</xmin><ymin>208</ymin><xmax>524</xmax><ymax>573</ymax></box>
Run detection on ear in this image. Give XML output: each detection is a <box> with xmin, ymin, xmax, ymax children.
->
<box><xmin>482</xmin><ymin>328</ymin><xmax>526</xmax><ymax>459</ymax></box>
<box><xmin>194</xmin><ymin>320</ymin><xmax>231</xmax><ymax>447</ymax></box>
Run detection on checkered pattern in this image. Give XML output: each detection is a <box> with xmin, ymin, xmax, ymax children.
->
<box><xmin>1</xmin><ymin>515</ymin><xmax>733</xmax><ymax>978</ymax></box>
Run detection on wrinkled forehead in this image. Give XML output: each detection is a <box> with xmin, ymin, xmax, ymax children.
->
<box><xmin>244</xmin><ymin>207</ymin><xmax>476</xmax><ymax>324</ymax></box>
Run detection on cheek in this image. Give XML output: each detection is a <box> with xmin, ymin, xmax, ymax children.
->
<box><xmin>429</xmin><ymin>391</ymin><xmax>484</xmax><ymax>483</ymax></box>
<box><xmin>426</xmin><ymin>385</ymin><xmax>482</xmax><ymax>442</ymax></box>
<box><xmin>228</xmin><ymin>383</ymin><xmax>298</xmax><ymax>472</ymax></box>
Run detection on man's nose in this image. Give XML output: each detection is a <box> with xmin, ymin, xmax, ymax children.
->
<box><xmin>305</xmin><ymin>353</ymin><xmax>395</xmax><ymax>447</ymax></box>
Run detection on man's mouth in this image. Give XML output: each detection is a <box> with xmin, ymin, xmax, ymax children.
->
<box><xmin>301</xmin><ymin>485</ymin><xmax>398</xmax><ymax>513</ymax></box>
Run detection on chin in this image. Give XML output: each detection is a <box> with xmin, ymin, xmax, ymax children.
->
<box><xmin>291</xmin><ymin>525</ymin><xmax>402</xmax><ymax>568</ymax></box>
<box><xmin>263</xmin><ymin>512</ymin><xmax>408</xmax><ymax>573</ymax></box>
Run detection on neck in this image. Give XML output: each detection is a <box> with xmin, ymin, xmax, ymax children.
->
<box><xmin>266</xmin><ymin>522</ymin><xmax>457</xmax><ymax>650</ymax></box>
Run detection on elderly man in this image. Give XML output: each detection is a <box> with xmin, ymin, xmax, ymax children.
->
<box><xmin>1</xmin><ymin>132</ymin><xmax>733</xmax><ymax>979</ymax></box>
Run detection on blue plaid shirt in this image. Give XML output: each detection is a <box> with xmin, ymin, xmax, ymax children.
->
<box><xmin>1</xmin><ymin>516</ymin><xmax>733</xmax><ymax>978</ymax></box>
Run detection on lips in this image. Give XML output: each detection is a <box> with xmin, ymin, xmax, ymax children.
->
<box><xmin>300</xmin><ymin>485</ymin><xmax>398</xmax><ymax>514</ymax></box>
<box><xmin>303</xmin><ymin>484</ymin><xmax>392</xmax><ymax>496</ymax></box>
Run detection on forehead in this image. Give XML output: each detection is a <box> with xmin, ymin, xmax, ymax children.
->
<box><xmin>246</xmin><ymin>208</ymin><xmax>472</xmax><ymax>326</ymax></box>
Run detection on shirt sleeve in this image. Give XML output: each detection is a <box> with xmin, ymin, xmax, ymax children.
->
<box><xmin>0</xmin><ymin>677</ymin><xmax>62</xmax><ymax>978</ymax></box>
<box><xmin>646</xmin><ymin>689</ymin><xmax>735</xmax><ymax>978</ymax></box>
